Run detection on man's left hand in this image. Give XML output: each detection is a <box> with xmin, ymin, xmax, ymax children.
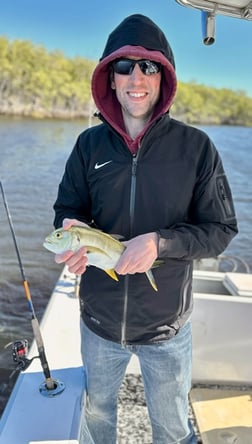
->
<box><xmin>114</xmin><ymin>232</ymin><xmax>158</xmax><ymax>275</ymax></box>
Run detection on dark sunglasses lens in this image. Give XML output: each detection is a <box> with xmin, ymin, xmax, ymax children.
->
<box><xmin>113</xmin><ymin>60</ymin><xmax>133</xmax><ymax>75</ymax></box>
<box><xmin>113</xmin><ymin>59</ymin><xmax>161</xmax><ymax>76</ymax></box>
<box><xmin>139</xmin><ymin>61</ymin><xmax>160</xmax><ymax>75</ymax></box>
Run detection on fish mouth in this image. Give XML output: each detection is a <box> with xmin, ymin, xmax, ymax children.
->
<box><xmin>43</xmin><ymin>240</ymin><xmax>55</xmax><ymax>250</ymax></box>
<box><xmin>43</xmin><ymin>240</ymin><xmax>52</xmax><ymax>245</ymax></box>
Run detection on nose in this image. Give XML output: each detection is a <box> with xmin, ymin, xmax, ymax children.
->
<box><xmin>130</xmin><ymin>63</ymin><xmax>145</xmax><ymax>80</ymax></box>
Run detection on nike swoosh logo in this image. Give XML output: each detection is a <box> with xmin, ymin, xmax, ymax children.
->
<box><xmin>94</xmin><ymin>160</ymin><xmax>113</xmax><ymax>170</ymax></box>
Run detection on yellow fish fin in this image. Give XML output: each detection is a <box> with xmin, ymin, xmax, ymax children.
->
<box><xmin>104</xmin><ymin>269</ymin><xmax>119</xmax><ymax>281</ymax></box>
<box><xmin>152</xmin><ymin>259</ymin><xmax>164</xmax><ymax>269</ymax></box>
<box><xmin>145</xmin><ymin>270</ymin><xmax>158</xmax><ymax>292</ymax></box>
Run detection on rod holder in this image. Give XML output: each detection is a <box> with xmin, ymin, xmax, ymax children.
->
<box><xmin>202</xmin><ymin>11</ymin><xmax>215</xmax><ymax>45</ymax></box>
<box><xmin>39</xmin><ymin>378</ymin><xmax>65</xmax><ymax>397</ymax></box>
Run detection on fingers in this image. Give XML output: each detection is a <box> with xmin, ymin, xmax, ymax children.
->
<box><xmin>62</xmin><ymin>218</ymin><xmax>74</xmax><ymax>230</ymax></box>
<box><xmin>55</xmin><ymin>250</ymin><xmax>75</xmax><ymax>264</ymax></box>
<box><xmin>57</xmin><ymin>219</ymin><xmax>89</xmax><ymax>275</ymax></box>
<box><xmin>115</xmin><ymin>253</ymin><xmax>153</xmax><ymax>274</ymax></box>
<box><xmin>115</xmin><ymin>232</ymin><xmax>158</xmax><ymax>275</ymax></box>
<box><xmin>62</xmin><ymin>218</ymin><xmax>89</xmax><ymax>230</ymax></box>
<box><xmin>55</xmin><ymin>246</ymin><xmax>88</xmax><ymax>275</ymax></box>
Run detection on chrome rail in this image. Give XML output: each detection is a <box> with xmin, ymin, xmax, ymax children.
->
<box><xmin>176</xmin><ymin>0</ymin><xmax>252</xmax><ymax>20</ymax></box>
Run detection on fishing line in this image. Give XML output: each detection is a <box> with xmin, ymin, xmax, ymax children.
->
<box><xmin>0</xmin><ymin>181</ymin><xmax>55</xmax><ymax>390</ymax></box>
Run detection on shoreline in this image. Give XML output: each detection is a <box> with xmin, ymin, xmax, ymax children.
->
<box><xmin>0</xmin><ymin>112</ymin><xmax>251</xmax><ymax>127</ymax></box>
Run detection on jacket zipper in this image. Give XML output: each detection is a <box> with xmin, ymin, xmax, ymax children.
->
<box><xmin>121</xmin><ymin>153</ymin><xmax>139</xmax><ymax>346</ymax></box>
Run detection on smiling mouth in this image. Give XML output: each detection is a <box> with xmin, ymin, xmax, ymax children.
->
<box><xmin>128</xmin><ymin>92</ymin><xmax>147</xmax><ymax>98</ymax></box>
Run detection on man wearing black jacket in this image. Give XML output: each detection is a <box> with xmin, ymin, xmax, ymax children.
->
<box><xmin>53</xmin><ymin>14</ymin><xmax>238</xmax><ymax>444</ymax></box>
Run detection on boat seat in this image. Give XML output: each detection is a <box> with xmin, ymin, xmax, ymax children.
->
<box><xmin>223</xmin><ymin>273</ymin><xmax>252</xmax><ymax>297</ymax></box>
<box><xmin>190</xmin><ymin>388</ymin><xmax>252</xmax><ymax>444</ymax></box>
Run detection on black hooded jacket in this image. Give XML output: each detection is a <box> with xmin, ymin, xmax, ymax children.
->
<box><xmin>54</xmin><ymin>15</ymin><xmax>238</xmax><ymax>345</ymax></box>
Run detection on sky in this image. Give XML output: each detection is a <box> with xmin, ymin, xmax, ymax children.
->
<box><xmin>1</xmin><ymin>0</ymin><xmax>252</xmax><ymax>96</ymax></box>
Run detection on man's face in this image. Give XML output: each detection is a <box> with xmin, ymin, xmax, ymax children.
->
<box><xmin>111</xmin><ymin>57</ymin><xmax>161</xmax><ymax>124</ymax></box>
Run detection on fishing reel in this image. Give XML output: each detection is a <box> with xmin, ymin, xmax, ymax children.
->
<box><xmin>12</xmin><ymin>339</ymin><xmax>34</xmax><ymax>370</ymax></box>
<box><xmin>0</xmin><ymin>340</ymin><xmax>39</xmax><ymax>395</ymax></box>
<box><xmin>2</xmin><ymin>340</ymin><xmax>65</xmax><ymax>397</ymax></box>
<box><xmin>0</xmin><ymin>182</ymin><xmax>65</xmax><ymax>397</ymax></box>
<box><xmin>8</xmin><ymin>339</ymin><xmax>39</xmax><ymax>372</ymax></box>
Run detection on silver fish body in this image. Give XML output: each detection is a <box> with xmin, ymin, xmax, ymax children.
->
<box><xmin>43</xmin><ymin>226</ymin><xmax>158</xmax><ymax>291</ymax></box>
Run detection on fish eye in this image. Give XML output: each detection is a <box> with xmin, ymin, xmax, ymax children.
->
<box><xmin>56</xmin><ymin>232</ymin><xmax>62</xmax><ymax>238</ymax></box>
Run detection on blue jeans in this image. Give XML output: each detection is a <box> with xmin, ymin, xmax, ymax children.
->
<box><xmin>79</xmin><ymin>319</ymin><xmax>197</xmax><ymax>444</ymax></box>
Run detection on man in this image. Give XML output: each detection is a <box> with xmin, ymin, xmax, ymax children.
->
<box><xmin>53</xmin><ymin>14</ymin><xmax>238</xmax><ymax>444</ymax></box>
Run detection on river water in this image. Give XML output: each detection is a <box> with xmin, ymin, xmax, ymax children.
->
<box><xmin>0</xmin><ymin>116</ymin><xmax>252</xmax><ymax>415</ymax></box>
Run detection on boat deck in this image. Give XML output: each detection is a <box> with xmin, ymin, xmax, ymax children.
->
<box><xmin>1</xmin><ymin>267</ymin><xmax>252</xmax><ymax>443</ymax></box>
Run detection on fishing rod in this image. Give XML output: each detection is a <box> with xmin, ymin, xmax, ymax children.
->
<box><xmin>0</xmin><ymin>181</ymin><xmax>56</xmax><ymax>391</ymax></box>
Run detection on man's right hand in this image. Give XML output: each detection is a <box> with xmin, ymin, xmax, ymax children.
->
<box><xmin>54</xmin><ymin>218</ymin><xmax>89</xmax><ymax>275</ymax></box>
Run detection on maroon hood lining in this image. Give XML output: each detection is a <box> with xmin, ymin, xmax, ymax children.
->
<box><xmin>91</xmin><ymin>45</ymin><xmax>177</xmax><ymax>150</ymax></box>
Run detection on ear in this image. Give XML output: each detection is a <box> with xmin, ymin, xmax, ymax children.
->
<box><xmin>110</xmin><ymin>67</ymin><xmax>116</xmax><ymax>90</ymax></box>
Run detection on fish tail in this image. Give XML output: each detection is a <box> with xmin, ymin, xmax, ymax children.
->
<box><xmin>145</xmin><ymin>269</ymin><xmax>158</xmax><ymax>292</ymax></box>
<box><xmin>152</xmin><ymin>259</ymin><xmax>164</xmax><ymax>269</ymax></box>
<box><xmin>104</xmin><ymin>269</ymin><xmax>119</xmax><ymax>281</ymax></box>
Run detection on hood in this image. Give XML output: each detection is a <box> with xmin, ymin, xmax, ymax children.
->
<box><xmin>91</xmin><ymin>14</ymin><xmax>177</xmax><ymax>145</ymax></box>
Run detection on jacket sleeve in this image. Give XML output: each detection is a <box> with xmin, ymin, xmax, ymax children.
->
<box><xmin>53</xmin><ymin>135</ymin><xmax>92</xmax><ymax>228</ymax></box>
<box><xmin>158</xmin><ymin>139</ymin><xmax>238</xmax><ymax>260</ymax></box>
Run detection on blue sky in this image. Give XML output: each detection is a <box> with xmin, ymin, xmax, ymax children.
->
<box><xmin>1</xmin><ymin>0</ymin><xmax>252</xmax><ymax>96</ymax></box>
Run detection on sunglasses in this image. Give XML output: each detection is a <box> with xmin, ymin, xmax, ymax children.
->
<box><xmin>112</xmin><ymin>58</ymin><xmax>161</xmax><ymax>76</ymax></box>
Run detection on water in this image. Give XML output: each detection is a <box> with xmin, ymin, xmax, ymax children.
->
<box><xmin>0</xmin><ymin>117</ymin><xmax>251</xmax><ymax>415</ymax></box>
<box><xmin>0</xmin><ymin>116</ymin><xmax>89</xmax><ymax>414</ymax></box>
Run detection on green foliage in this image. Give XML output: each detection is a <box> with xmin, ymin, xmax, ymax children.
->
<box><xmin>173</xmin><ymin>81</ymin><xmax>252</xmax><ymax>126</ymax></box>
<box><xmin>0</xmin><ymin>36</ymin><xmax>95</xmax><ymax>118</ymax></box>
<box><xmin>0</xmin><ymin>36</ymin><xmax>251</xmax><ymax>125</ymax></box>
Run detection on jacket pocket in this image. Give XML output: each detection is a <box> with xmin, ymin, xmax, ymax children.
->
<box><xmin>216</xmin><ymin>174</ymin><xmax>236</xmax><ymax>219</ymax></box>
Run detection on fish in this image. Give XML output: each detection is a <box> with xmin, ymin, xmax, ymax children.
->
<box><xmin>43</xmin><ymin>226</ymin><xmax>160</xmax><ymax>291</ymax></box>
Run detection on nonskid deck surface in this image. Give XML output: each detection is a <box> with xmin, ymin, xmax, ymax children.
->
<box><xmin>190</xmin><ymin>388</ymin><xmax>252</xmax><ymax>444</ymax></box>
